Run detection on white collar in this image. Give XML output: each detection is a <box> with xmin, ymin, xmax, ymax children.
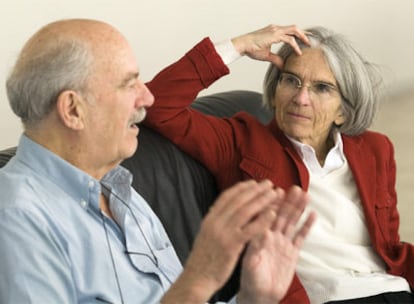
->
<box><xmin>286</xmin><ymin>129</ymin><xmax>345</xmax><ymax>177</ymax></box>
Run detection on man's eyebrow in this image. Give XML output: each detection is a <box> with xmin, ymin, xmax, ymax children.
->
<box><xmin>119</xmin><ymin>72</ymin><xmax>140</xmax><ymax>87</ymax></box>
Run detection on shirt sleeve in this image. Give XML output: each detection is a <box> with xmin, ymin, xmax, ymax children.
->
<box><xmin>214</xmin><ymin>39</ymin><xmax>242</xmax><ymax>65</ymax></box>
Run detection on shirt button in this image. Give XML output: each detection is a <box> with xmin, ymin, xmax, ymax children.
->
<box><xmin>88</xmin><ymin>180</ymin><xmax>94</xmax><ymax>189</ymax></box>
<box><xmin>80</xmin><ymin>199</ymin><xmax>88</xmax><ymax>209</ymax></box>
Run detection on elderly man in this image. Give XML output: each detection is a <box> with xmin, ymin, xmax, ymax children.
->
<box><xmin>0</xmin><ymin>19</ymin><xmax>315</xmax><ymax>303</ymax></box>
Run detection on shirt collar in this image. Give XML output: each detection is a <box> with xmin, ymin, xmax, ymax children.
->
<box><xmin>286</xmin><ymin>129</ymin><xmax>345</xmax><ymax>176</ymax></box>
<box><xmin>17</xmin><ymin>134</ymin><xmax>133</xmax><ymax>211</ymax></box>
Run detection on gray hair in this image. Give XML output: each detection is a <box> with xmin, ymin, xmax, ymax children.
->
<box><xmin>6</xmin><ymin>36</ymin><xmax>93</xmax><ymax>127</ymax></box>
<box><xmin>263</xmin><ymin>26</ymin><xmax>383</xmax><ymax>136</ymax></box>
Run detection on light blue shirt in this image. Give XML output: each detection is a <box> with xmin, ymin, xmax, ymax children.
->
<box><xmin>0</xmin><ymin>135</ymin><xmax>236</xmax><ymax>303</ymax></box>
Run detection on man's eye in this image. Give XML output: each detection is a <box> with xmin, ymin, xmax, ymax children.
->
<box><xmin>127</xmin><ymin>81</ymin><xmax>137</xmax><ymax>89</ymax></box>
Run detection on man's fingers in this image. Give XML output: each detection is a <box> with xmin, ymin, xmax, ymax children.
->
<box><xmin>203</xmin><ymin>179</ymin><xmax>282</xmax><ymax>244</ymax></box>
<box><xmin>210</xmin><ymin>180</ymin><xmax>273</xmax><ymax>221</ymax></box>
<box><xmin>226</xmin><ymin>185</ymin><xmax>281</xmax><ymax>234</ymax></box>
<box><xmin>293</xmin><ymin>211</ymin><xmax>317</xmax><ymax>248</ymax></box>
<box><xmin>209</xmin><ymin>179</ymin><xmax>272</xmax><ymax>216</ymax></box>
<box><xmin>241</xmin><ymin>209</ymin><xmax>276</xmax><ymax>241</ymax></box>
<box><xmin>272</xmin><ymin>185</ymin><xmax>309</xmax><ymax>233</ymax></box>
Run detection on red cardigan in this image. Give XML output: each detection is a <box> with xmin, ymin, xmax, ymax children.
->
<box><xmin>145</xmin><ymin>37</ymin><xmax>414</xmax><ymax>303</ymax></box>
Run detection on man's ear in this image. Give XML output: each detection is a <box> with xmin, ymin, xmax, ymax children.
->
<box><xmin>56</xmin><ymin>91</ymin><xmax>86</xmax><ymax>130</ymax></box>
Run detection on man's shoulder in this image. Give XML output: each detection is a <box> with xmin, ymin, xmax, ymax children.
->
<box><xmin>0</xmin><ymin>158</ymin><xmax>65</xmax><ymax>216</ymax></box>
<box><xmin>0</xmin><ymin>160</ymin><xmax>36</xmax><ymax>203</ymax></box>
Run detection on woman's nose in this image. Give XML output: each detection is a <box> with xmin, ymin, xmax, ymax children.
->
<box><xmin>292</xmin><ymin>85</ymin><xmax>312</xmax><ymax>105</ymax></box>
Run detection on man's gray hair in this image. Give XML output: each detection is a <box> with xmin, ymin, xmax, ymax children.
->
<box><xmin>263</xmin><ymin>26</ymin><xmax>383</xmax><ymax>136</ymax></box>
<box><xmin>6</xmin><ymin>37</ymin><xmax>93</xmax><ymax>127</ymax></box>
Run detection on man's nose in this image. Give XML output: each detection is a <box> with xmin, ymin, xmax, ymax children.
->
<box><xmin>135</xmin><ymin>81</ymin><xmax>154</xmax><ymax>108</ymax></box>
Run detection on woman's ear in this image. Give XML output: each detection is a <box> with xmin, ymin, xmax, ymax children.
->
<box><xmin>56</xmin><ymin>90</ymin><xmax>86</xmax><ymax>130</ymax></box>
<box><xmin>271</xmin><ymin>96</ymin><xmax>277</xmax><ymax>108</ymax></box>
<box><xmin>334</xmin><ymin>112</ymin><xmax>346</xmax><ymax>126</ymax></box>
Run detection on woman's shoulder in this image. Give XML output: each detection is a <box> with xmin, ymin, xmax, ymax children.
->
<box><xmin>344</xmin><ymin>129</ymin><xmax>394</xmax><ymax>152</ymax></box>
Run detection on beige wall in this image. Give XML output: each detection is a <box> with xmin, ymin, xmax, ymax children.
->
<box><xmin>372</xmin><ymin>90</ymin><xmax>414</xmax><ymax>243</ymax></box>
<box><xmin>1</xmin><ymin>1</ymin><xmax>413</xmax><ymax>239</ymax></box>
<box><xmin>1</xmin><ymin>0</ymin><xmax>414</xmax><ymax>149</ymax></box>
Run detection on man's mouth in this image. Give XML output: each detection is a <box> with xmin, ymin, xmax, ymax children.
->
<box><xmin>130</xmin><ymin>108</ymin><xmax>147</xmax><ymax>127</ymax></box>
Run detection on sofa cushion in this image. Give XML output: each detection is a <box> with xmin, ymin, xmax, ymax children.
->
<box><xmin>0</xmin><ymin>147</ymin><xmax>17</xmax><ymax>168</ymax></box>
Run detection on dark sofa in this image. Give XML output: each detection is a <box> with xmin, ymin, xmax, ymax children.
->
<box><xmin>0</xmin><ymin>90</ymin><xmax>272</xmax><ymax>301</ymax></box>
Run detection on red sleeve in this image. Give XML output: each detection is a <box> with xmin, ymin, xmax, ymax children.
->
<box><xmin>144</xmin><ymin>38</ymin><xmax>241</xmax><ymax>176</ymax></box>
<box><xmin>384</xmin><ymin>136</ymin><xmax>414</xmax><ymax>289</ymax></box>
<box><xmin>146</xmin><ymin>37</ymin><xmax>229</xmax><ymax>103</ymax></box>
<box><xmin>342</xmin><ymin>132</ymin><xmax>414</xmax><ymax>291</ymax></box>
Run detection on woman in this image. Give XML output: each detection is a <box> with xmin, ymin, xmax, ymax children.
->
<box><xmin>144</xmin><ymin>25</ymin><xmax>414</xmax><ymax>303</ymax></box>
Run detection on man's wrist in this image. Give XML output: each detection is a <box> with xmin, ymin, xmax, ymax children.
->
<box><xmin>161</xmin><ymin>267</ymin><xmax>219</xmax><ymax>304</ymax></box>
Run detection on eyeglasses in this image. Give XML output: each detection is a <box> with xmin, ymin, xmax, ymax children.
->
<box><xmin>99</xmin><ymin>183</ymin><xmax>174</xmax><ymax>304</ymax></box>
<box><xmin>278</xmin><ymin>72</ymin><xmax>342</xmax><ymax>102</ymax></box>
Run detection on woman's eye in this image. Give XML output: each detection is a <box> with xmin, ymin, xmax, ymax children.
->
<box><xmin>314</xmin><ymin>83</ymin><xmax>334</xmax><ymax>94</ymax></box>
<box><xmin>283</xmin><ymin>75</ymin><xmax>300</xmax><ymax>87</ymax></box>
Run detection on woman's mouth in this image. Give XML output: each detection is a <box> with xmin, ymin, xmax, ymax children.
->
<box><xmin>287</xmin><ymin>111</ymin><xmax>309</xmax><ymax>120</ymax></box>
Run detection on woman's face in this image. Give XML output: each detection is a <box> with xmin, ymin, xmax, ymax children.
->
<box><xmin>273</xmin><ymin>48</ymin><xmax>345</xmax><ymax>152</ymax></box>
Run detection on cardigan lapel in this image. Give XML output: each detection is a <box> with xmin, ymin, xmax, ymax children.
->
<box><xmin>269</xmin><ymin>120</ymin><xmax>310</xmax><ymax>189</ymax></box>
<box><xmin>342</xmin><ymin>135</ymin><xmax>378</xmax><ymax>237</ymax></box>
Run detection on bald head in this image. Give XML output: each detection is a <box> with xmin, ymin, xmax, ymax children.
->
<box><xmin>24</xmin><ymin>19</ymin><xmax>129</xmax><ymax>60</ymax></box>
<box><xmin>6</xmin><ymin>19</ymin><xmax>130</xmax><ymax>128</ymax></box>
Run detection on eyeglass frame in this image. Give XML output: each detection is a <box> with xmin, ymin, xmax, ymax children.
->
<box><xmin>277</xmin><ymin>71</ymin><xmax>346</xmax><ymax>102</ymax></box>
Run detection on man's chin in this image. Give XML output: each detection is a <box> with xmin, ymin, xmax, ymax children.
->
<box><xmin>122</xmin><ymin>140</ymin><xmax>139</xmax><ymax>160</ymax></box>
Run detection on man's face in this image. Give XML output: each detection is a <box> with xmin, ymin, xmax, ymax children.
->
<box><xmin>83</xmin><ymin>33</ymin><xmax>154</xmax><ymax>170</ymax></box>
